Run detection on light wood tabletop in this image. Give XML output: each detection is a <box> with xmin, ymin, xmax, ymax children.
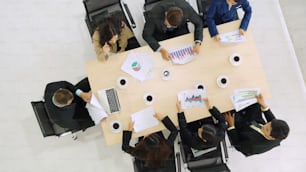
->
<box><xmin>85</xmin><ymin>20</ymin><xmax>271</xmax><ymax>145</ymax></box>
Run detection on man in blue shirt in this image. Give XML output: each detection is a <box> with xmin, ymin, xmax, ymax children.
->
<box><xmin>207</xmin><ymin>0</ymin><xmax>252</xmax><ymax>41</ymax></box>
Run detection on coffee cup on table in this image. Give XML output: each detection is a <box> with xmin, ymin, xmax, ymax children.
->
<box><xmin>110</xmin><ymin>120</ymin><xmax>122</xmax><ymax>133</ymax></box>
<box><xmin>217</xmin><ymin>75</ymin><xmax>229</xmax><ymax>88</ymax></box>
<box><xmin>229</xmin><ymin>53</ymin><xmax>242</xmax><ymax>66</ymax></box>
<box><xmin>117</xmin><ymin>77</ymin><xmax>128</xmax><ymax>89</ymax></box>
<box><xmin>144</xmin><ymin>93</ymin><xmax>154</xmax><ymax>105</ymax></box>
<box><xmin>195</xmin><ymin>83</ymin><xmax>205</xmax><ymax>90</ymax></box>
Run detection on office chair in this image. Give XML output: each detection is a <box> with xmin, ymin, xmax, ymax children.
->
<box><xmin>31</xmin><ymin>101</ymin><xmax>81</xmax><ymax>139</ymax></box>
<box><xmin>143</xmin><ymin>0</ymin><xmax>163</xmax><ymax>21</ymax></box>
<box><xmin>179</xmin><ymin>138</ymin><xmax>230</xmax><ymax>172</ymax></box>
<box><xmin>83</xmin><ymin>0</ymin><xmax>136</xmax><ymax>36</ymax></box>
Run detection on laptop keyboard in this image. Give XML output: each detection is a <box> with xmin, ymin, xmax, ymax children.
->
<box><xmin>106</xmin><ymin>88</ymin><xmax>120</xmax><ymax>113</ymax></box>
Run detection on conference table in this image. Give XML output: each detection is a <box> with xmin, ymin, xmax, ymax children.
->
<box><xmin>85</xmin><ymin>20</ymin><xmax>271</xmax><ymax>145</ymax></box>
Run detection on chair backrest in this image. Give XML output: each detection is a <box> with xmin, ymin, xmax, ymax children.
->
<box><xmin>31</xmin><ymin>101</ymin><xmax>55</xmax><ymax>137</ymax></box>
<box><xmin>196</xmin><ymin>0</ymin><xmax>212</xmax><ymax>28</ymax></box>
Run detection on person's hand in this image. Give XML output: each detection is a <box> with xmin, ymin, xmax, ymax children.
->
<box><xmin>223</xmin><ymin>112</ymin><xmax>235</xmax><ymax>127</ymax></box>
<box><xmin>192</xmin><ymin>43</ymin><xmax>201</xmax><ymax>55</ymax></box>
<box><xmin>213</xmin><ymin>35</ymin><xmax>221</xmax><ymax>41</ymax></box>
<box><xmin>80</xmin><ymin>92</ymin><xmax>92</xmax><ymax>103</ymax></box>
<box><xmin>128</xmin><ymin>120</ymin><xmax>134</xmax><ymax>131</ymax></box>
<box><xmin>176</xmin><ymin>100</ymin><xmax>183</xmax><ymax>113</ymax></box>
<box><xmin>154</xmin><ymin>112</ymin><xmax>164</xmax><ymax>121</ymax></box>
<box><xmin>160</xmin><ymin>48</ymin><xmax>171</xmax><ymax>61</ymax></box>
<box><xmin>239</xmin><ymin>29</ymin><xmax>246</xmax><ymax>36</ymax></box>
<box><xmin>256</xmin><ymin>93</ymin><xmax>268</xmax><ymax>109</ymax></box>
<box><xmin>102</xmin><ymin>43</ymin><xmax>111</xmax><ymax>54</ymax></box>
<box><xmin>204</xmin><ymin>98</ymin><xmax>212</xmax><ymax>109</ymax></box>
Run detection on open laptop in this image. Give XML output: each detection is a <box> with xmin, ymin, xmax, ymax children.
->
<box><xmin>97</xmin><ymin>87</ymin><xmax>121</xmax><ymax>114</ymax></box>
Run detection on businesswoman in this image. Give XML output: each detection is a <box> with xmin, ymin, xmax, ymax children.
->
<box><xmin>122</xmin><ymin>112</ymin><xmax>178</xmax><ymax>170</ymax></box>
<box><xmin>92</xmin><ymin>13</ymin><xmax>139</xmax><ymax>61</ymax></box>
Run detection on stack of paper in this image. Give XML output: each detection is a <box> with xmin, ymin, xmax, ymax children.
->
<box><xmin>86</xmin><ymin>95</ymin><xmax>108</xmax><ymax>125</ymax></box>
<box><xmin>169</xmin><ymin>45</ymin><xmax>197</xmax><ymax>65</ymax></box>
<box><xmin>177</xmin><ymin>89</ymin><xmax>206</xmax><ymax>109</ymax></box>
<box><xmin>131</xmin><ymin>106</ymin><xmax>159</xmax><ymax>132</ymax></box>
<box><xmin>230</xmin><ymin>88</ymin><xmax>260</xmax><ymax>112</ymax></box>
<box><xmin>219</xmin><ymin>30</ymin><xmax>246</xmax><ymax>44</ymax></box>
<box><xmin>121</xmin><ymin>52</ymin><xmax>154</xmax><ymax>82</ymax></box>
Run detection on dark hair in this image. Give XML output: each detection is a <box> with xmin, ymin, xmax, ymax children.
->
<box><xmin>98</xmin><ymin>15</ymin><xmax>123</xmax><ymax>47</ymax></box>
<box><xmin>201</xmin><ymin>124</ymin><xmax>220</xmax><ymax>146</ymax></box>
<box><xmin>53</xmin><ymin>88</ymin><xmax>73</xmax><ymax>106</ymax></box>
<box><xmin>166</xmin><ymin>7</ymin><xmax>184</xmax><ymax>27</ymax></box>
<box><xmin>270</xmin><ymin>119</ymin><xmax>289</xmax><ymax>140</ymax></box>
<box><xmin>130</xmin><ymin>133</ymin><xmax>172</xmax><ymax>168</ymax></box>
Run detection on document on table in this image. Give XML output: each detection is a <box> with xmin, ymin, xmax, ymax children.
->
<box><xmin>169</xmin><ymin>45</ymin><xmax>197</xmax><ymax>65</ymax></box>
<box><xmin>121</xmin><ymin>52</ymin><xmax>154</xmax><ymax>82</ymax></box>
<box><xmin>86</xmin><ymin>95</ymin><xmax>108</xmax><ymax>125</ymax></box>
<box><xmin>230</xmin><ymin>88</ymin><xmax>260</xmax><ymax>112</ymax></box>
<box><xmin>131</xmin><ymin>106</ymin><xmax>159</xmax><ymax>132</ymax></box>
<box><xmin>177</xmin><ymin>89</ymin><xmax>206</xmax><ymax>109</ymax></box>
<box><xmin>219</xmin><ymin>30</ymin><xmax>246</xmax><ymax>44</ymax></box>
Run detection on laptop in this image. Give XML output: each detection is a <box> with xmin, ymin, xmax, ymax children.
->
<box><xmin>97</xmin><ymin>87</ymin><xmax>121</xmax><ymax>114</ymax></box>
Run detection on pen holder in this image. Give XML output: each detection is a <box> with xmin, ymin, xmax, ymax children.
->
<box><xmin>117</xmin><ymin>77</ymin><xmax>128</xmax><ymax>89</ymax></box>
<box><xmin>144</xmin><ymin>93</ymin><xmax>155</xmax><ymax>105</ymax></box>
<box><xmin>110</xmin><ymin>120</ymin><xmax>122</xmax><ymax>133</ymax></box>
<box><xmin>229</xmin><ymin>53</ymin><xmax>242</xmax><ymax>66</ymax></box>
<box><xmin>217</xmin><ymin>75</ymin><xmax>229</xmax><ymax>88</ymax></box>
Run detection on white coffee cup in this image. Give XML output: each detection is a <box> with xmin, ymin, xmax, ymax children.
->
<box><xmin>217</xmin><ymin>75</ymin><xmax>229</xmax><ymax>88</ymax></box>
<box><xmin>229</xmin><ymin>53</ymin><xmax>242</xmax><ymax>66</ymax></box>
<box><xmin>110</xmin><ymin>120</ymin><xmax>122</xmax><ymax>133</ymax></box>
<box><xmin>195</xmin><ymin>83</ymin><xmax>205</xmax><ymax>90</ymax></box>
<box><xmin>117</xmin><ymin>77</ymin><xmax>128</xmax><ymax>89</ymax></box>
<box><xmin>143</xmin><ymin>93</ymin><xmax>154</xmax><ymax>105</ymax></box>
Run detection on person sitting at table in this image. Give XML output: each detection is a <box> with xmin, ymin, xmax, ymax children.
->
<box><xmin>223</xmin><ymin>93</ymin><xmax>290</xmax><ymax>157</ymax></box>
<box><xmin>142</xmin><ymin>0</ymin><xmax>203</xmax><ymax>61</ymax></box>
<box><xmin>92</xmin><ymin>13</ymin><xmax>140</xmax><ymax>62</ymax></box>
<box><xmin>177</xmin><ymin>98</ymin><xmax>227</xmax><ymax>150</ymax></box>
<box><xmin>44</xmin><ymin>78</ymin><xmax>94</xmax><ymax>131</ymax></box>
<box><xmin>122</xmin><ymin>112</ymin><xmax>178</xmax><ymax>169</ymax></box>
<box><xmin>207</xmin><ymin>0</ymin><xmax>252</xmax><ymax>41</ymax></box>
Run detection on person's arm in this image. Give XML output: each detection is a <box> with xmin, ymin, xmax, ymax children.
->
<box><xmin>155</xmin><ymin>113</ymin><xmax>178</xmax><ymax>146</ymax></box>
<box><xmin>118</xmin><ymin>23</ymin><xmax>134</xmax><ymax>52</ymax></box>
<box><xmin>239</xmin><ymin>0</ymin><xmax>252</xmax><ymax>32</ymax></box>
<box><xmin>256</xmin><ymin>94</ymin><xmax>276</xmax><ymax>122</ymax></box>
<box><xmin>122</xmin><ymin>121</ymin><xmax>135</xmax><ymax>153</ymax></box>
<box><xmin>184</xmin><ymin>2</ymin><xmax>203</xmax><ymax>44</ymax></box>
<box><xmin>206</xmin><ymin>1</ymin><xmax>219</xmax><ymax>38</ymax></box>
<box><xmin>142</xmin><ymin>18</ymin><xmax>160</xmax><ymax>52</ymax></box>
<box><xmin>92</xmin><ymin>30</ymin><xmax>109</xmax><ymax>62</ymax></box>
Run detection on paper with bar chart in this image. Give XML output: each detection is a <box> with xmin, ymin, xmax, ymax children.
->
<box><xmin>219</xmin><ymin>30</ymin><xmax>246</xmax><ymax>44</ymax></box>
<box><xmin>169</xmin><ymin>45</ymin><xmax>197</xmax><ymax>64</ymax></box>
<box><xmin>177</xmin><ymin>89</ymin><xmax>206</xmax><ymax>109</ymax></box>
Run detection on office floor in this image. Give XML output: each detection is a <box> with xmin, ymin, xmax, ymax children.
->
<box><xmin>1</xmin><ymin>0</ymin><xmax>305</xmax><ymax>171</ymax></box>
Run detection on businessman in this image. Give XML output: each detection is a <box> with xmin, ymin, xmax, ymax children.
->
<box><xmin>224</xmin><ymin>94</ymin><xmax>289</xmax><ymax>156</ymax></box>
<box><xmin>143</xmin><ymin>0</ymin><xmax>203</xmax><ymax>61</ymax></box>
<box><xmin>44</xmin><ymin>78</ymin><xmax>94</xmax><ymax>131</ymax></box>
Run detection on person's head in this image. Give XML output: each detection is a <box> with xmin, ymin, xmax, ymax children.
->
<box><xmin>130</xmin><ymin>133</ymin><xmax>172</xmax><ymax>168</ymax></box>
<box><xmin>98</xmin><ymin>19</ymin><xmax>121</xmax><ymax>47</ymax></box>
<box><xmin>52</xmin><ymin>88</ymin><xmax>74</xmax><ymax>107</ymax></box>
<box><xmin>261</xmin><ymin>119</ymin><xmax>289</xmax><ymax>140</ymax></box>
<box><xmin>227</xmin><ymin>0</ymin><xmax>240</xmax><ymax>5</ymax></box>
<box><xmin>198</xmin><ymin>124</ymin><xmax>220</xmax><ymax>146</ymax></box>
<box><xmin>164</xmin><ymin>7</ymin><xmax>184</xmax><ymax>28</ymax></box>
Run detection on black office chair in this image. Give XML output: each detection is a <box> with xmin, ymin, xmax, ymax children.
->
<box><xmin>179</xmin><ymin>139</ymin><xmax>230</xmax><ymax>172</ymax></box>
<box><xmin>83</xmin><ymin>0</ymin><xmax>136</xmax><ymax>36</ymax></box>
<box><xmin>31</xmin><ymin>101</ymin><xmax>81</xmax><ymax>139</ymax></box>
<box><xmin>143</xmin><ymin>0</ymin><xmax>163</xmax><ymax>21</ymax></box>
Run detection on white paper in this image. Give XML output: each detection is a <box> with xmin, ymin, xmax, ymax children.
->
<box><xmin>219</xmin><ymin>30</ymin><xmax>246</xmax><ymax>44</ymax></box>
<box><xmin>169</xmin><ymin>45</ymin><xmax>197</xmax><ymax>65</ymax></box>
<box><xmin>177</xmin><ymin>89</ymin><xmax>206</xmax><ymax>109</ymax></box>
<box><xmin>86</xmin><ymin>95</ymin><xmax>108</xmax><ymax>125</ymax></box>
<box><xmin>230</xmin><ymin>88</ymin><xmax>260</xmax><ymax>111</ymax></box>
<box><xmin>121</xmin><ymin>52</ymin><xmax>154</xmax><ymax>82</ymax></box>
<box><xmin>131</xmin><ymin>106</ymin><xmax>159</xmax><ymax>132</ymax></box>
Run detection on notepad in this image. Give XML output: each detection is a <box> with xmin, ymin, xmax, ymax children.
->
<box><xmin>131</xmin><ymin>107</ymin><xmax>159</xmax><ymax>132</ymax></box>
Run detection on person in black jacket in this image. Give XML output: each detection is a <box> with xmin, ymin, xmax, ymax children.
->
<box><xmin>224</xmin><ymin>93</ymin><xmax>290</xmax><ymax>156</ymax></box>
<box><xmin>122</xmin><ymin>112</ymin><xmax>178</xmax><ymax>169</ymax></box>
<box><xmin>44</xmin><ymin>78</ymin><xmax>94</xmax><ymax>130</ymax></box>
<box><xmin>142</xmin><ymin>0</ymin><xmax>203</xmax><ymax>61</ymax></box>
<box><xmin>177</xmin><ymin>98</ymin><xmax>227</xmax><ymax>150</ymax></box>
